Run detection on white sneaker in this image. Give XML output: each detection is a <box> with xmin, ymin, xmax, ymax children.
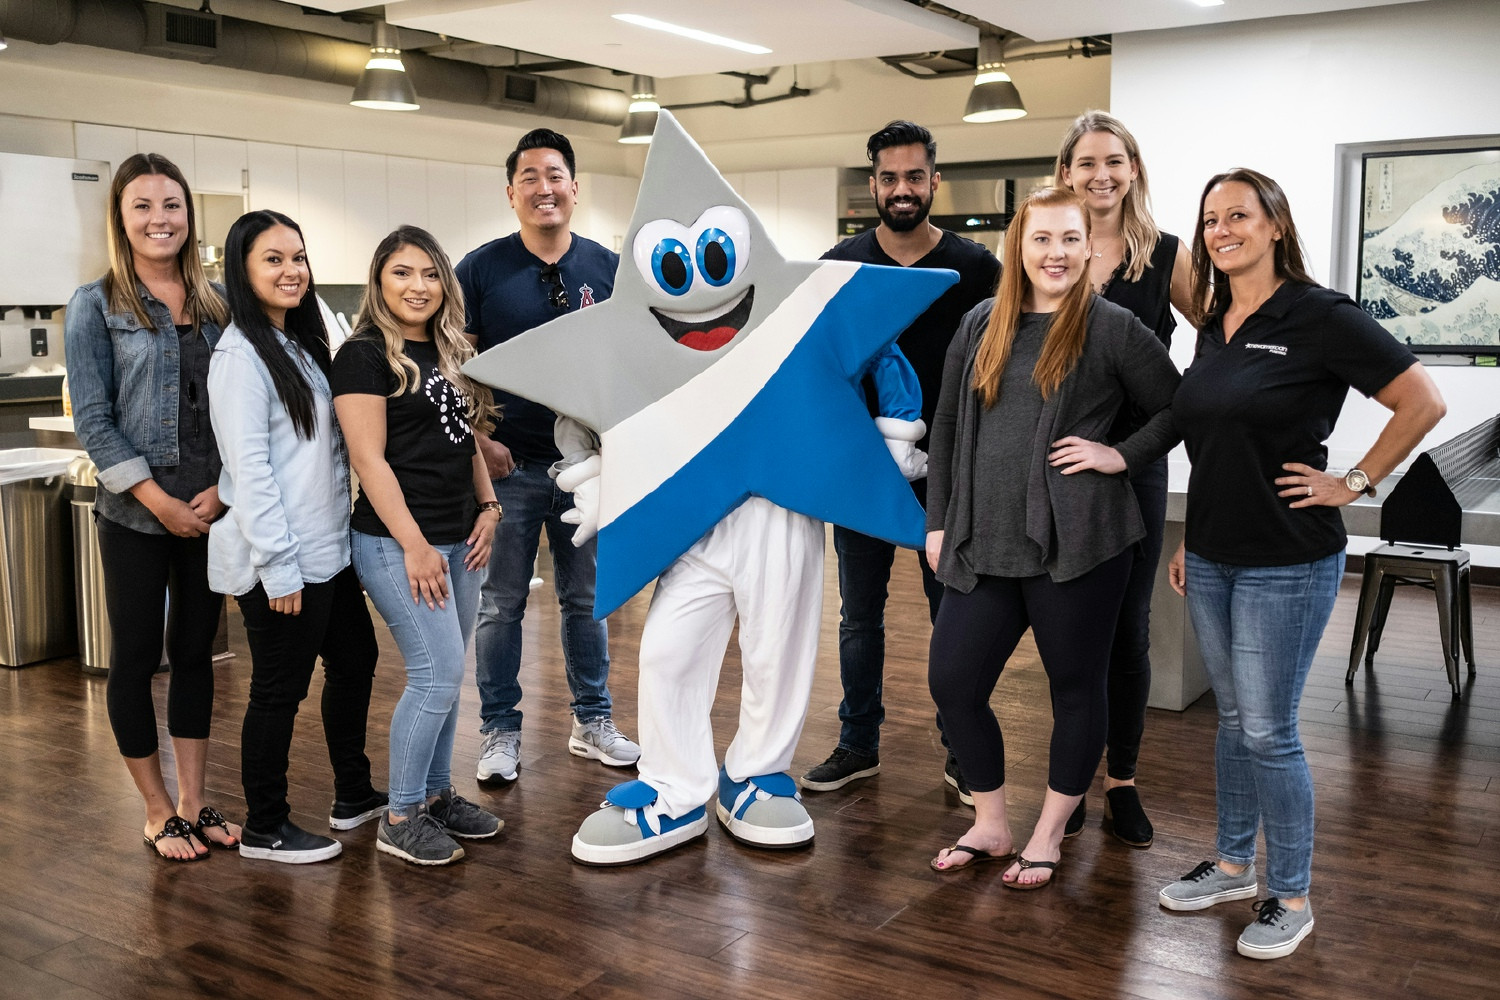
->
<box><xmin>568</xmin><ymin>716</ymin><xmax>641</xmax><ymax>767</ymax></box>
<box><xmin>477</xmin><ymin>729</ymin><xmax>521</xmax><ymax>783</ymax></box>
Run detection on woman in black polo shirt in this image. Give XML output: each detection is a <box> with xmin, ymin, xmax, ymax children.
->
<box><xmin>1160</xmin><ymin>168</ymin><xmax>1444</xmax><ymax>959</ymax></box>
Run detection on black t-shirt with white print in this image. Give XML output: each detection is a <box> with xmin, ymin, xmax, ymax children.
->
<box><xmin>332</xmin><ymin>333</ymin><xmax>477</xmax><ymax>544</ymax></box>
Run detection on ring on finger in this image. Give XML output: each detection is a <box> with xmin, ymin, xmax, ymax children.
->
<box><xmin>1307</xmin><ymin>485</ymin><xmax>1314</xmax><ymax>496</ymax></box>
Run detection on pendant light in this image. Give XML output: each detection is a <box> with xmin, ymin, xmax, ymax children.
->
<box><xmin>350</xmin><ymin>21</ymin><xmax>419</xmax><ymax>112</ymax></box>
<box><xmin>963</xmin><ymin>32</ymin><xmax>1026</xmax><ymax>123</ymax></box>
<box><xmin>618</xmin><ymin>76</ymin><xmax>660</xmax><ymax>144</ymax></box>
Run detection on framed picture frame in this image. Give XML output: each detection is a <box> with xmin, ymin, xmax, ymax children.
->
<box><xmin>1334</xmin><ymin>136</ymin><xmax>1500</xmax><ymax>360</ymax></box>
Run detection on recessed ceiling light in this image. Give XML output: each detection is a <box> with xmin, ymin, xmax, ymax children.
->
<box><xmin>1191</xmin><ymin>0</ymin><xmax>1226</xmax><ymax>7</ymax></box>
<box><xmin>613</xmin><ymin>14</ymin><xmax>772</xmax><ymax>55</ymax></box>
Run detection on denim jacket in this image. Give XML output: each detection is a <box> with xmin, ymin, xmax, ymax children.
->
<box><xmin>64</xmin><ymin>277</ymin><xmax>226</xmax><ymax>534</ymax></box>
<box><xmin>207</xmin><ymin>324</ymin><xmax>351</xmax><ymax>599</ymax></box>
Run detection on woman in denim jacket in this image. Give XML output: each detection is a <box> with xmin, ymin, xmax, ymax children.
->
<box><xmin>208</xmin><ymin>209</ymin><xmax>382</xmax><ymax>864</ymax></box>
<box><xmin>64</xmin><ymin>152</ymin><xmax>240</xmax><ymax>861</ymax></box>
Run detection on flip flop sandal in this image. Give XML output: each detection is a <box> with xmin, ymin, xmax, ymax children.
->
<box><xmin>1002</xmin><ymin>855</ymin><xmax>1059</xmax><ymax>890</ymax></box>
<box><xmin>145</xmin><ymin>815</ymin><xmax>207</xmax><ymax>862</ymax></box>
<box><xmin>192</xmin><ymin>806</ymin><xmax>239</xmax><ymax>849</ymax></box>
<box><xmin>930</xmin><ymin>842</ymin><xmax>1017</xmax><ymax>873</ymax></box>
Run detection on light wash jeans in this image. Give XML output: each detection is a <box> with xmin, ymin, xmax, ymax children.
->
<box><xmin>473</xmin><ymin>460</ymin><xmax>611</xmax><ymax>733</ymax></box>
<box><xmin>1185</xmin><ymin>549</ymin><xmax>1344</xmax><ymax>898</ymax></box>
<box><xmin>353</xmin><ymin>531</ymin><xmax>482</xmax><ymax>812</ymax></box>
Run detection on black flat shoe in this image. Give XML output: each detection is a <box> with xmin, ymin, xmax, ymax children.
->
<box><xmin>1103</xmin><ymin>786</ymin><xmax>1154</xmax><ymax>848</ymax></box>
<box><xmin>1064</xmin><ymin>797</ymin><xmax>1086</xmax><ymax>839</ymax></box>
<box><xmin>192</xmin><ymin>806</ymin><xmax>239</xmax><ymax>849</ymax></box>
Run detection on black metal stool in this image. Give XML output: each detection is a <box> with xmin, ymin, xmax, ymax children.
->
<box><xmin>1346</xmin><ymin>543</ymin><xmax>1475</xmax><ymax>700</ymax></box>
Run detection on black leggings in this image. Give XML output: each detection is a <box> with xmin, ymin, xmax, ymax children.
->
<box><xmin>1106</xmin><ymin>457</ymin><xmax>1169</xmax><ymax>779</ymax></box>
<box><xmin>98</xmin><ymin>516</ymin><xmax>224</xmax><ymax>759</ymax></box>
<box><xmin>236</xmin><ymin>565</ymin><xmax>379</xmax><ymax>833</ymax></box>
<box><xmin>928</xmin><ymin>550</ymin><xmax>1132</xmax><ymax>797</ymax></box>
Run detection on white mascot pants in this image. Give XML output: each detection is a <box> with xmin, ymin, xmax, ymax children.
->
<box><xmin>635</xmin><ymin>496</ymin><xmax>825</xmax><ymax>820</ymax></box>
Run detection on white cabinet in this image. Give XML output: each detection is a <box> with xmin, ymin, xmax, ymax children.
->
<box><xmin>342</xmin><ymin>151</ymin><xmax>388</xmax><ymax>283</ymax></box>
<box><xmin>576</xmin><ymin>172</ymin><xmax>638</xmax><ymax>255</ymax></box>
<box><xmin>193</xmin><ymin>136</ymin><xmax>246</xmax><ymax>195</ymax></box>
<box><xmin>137</xmin><ymin>130</ymin><xmax>196</xmax><ymax>187</ymax></box>
<box><xmin>464</xmin><ymin>164</ymin><xmax>509</xmax><ymax>259</ymax></box>
<box><xmin>722</xmin><ymin>168</ymin><xmax>837</xmax><ymax>260</ymax></box>
<box><xmin>426</xmin><ymin>160</ymin><xmax>470</xmax><ymax>264</ymax></box>
<box><xmin>246</xmin><ymin>141</ymin><xmax>298</xmax><ymax>218</ymax></box>
<box><xmin>386</xmin><ymin>156</ymin><xmax>428</xmax><ymax>234</ymax></box>
<box><xmin>73</xmin><ymin>123</ymin><xmax>137</xmax><ymax>180</ymax></box>
<box><xmin>297</xmin><ymin>147</ymin><xmax>346</xmax><ymax>282</ymax></box>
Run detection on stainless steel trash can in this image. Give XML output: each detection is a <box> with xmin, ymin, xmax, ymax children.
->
<box><xmin>0</xmin><ymin>447</ymin><xmax>81</xmax><ymax>667</ymax></box>
<box><xmin>65</xmin><ymin>455</ymin><xmax>110</xmax><ymax>675</ymax></box>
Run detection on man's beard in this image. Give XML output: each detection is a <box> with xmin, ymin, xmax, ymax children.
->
<box><xmin>877</xmin><ymin>192</ymin><xmax>932</xmax><ymax>233</ymax></box>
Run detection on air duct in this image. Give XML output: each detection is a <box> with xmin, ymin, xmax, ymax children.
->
<box><xmin>0</xmin><ymin>0</ymin><xmax>630</xmax><ymax>125</ymax></box>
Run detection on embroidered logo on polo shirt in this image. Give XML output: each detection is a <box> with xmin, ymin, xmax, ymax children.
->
<box><xmin>1244</xmin><ymin>342</ymin><xmax>1287</xmax><ymax>356</ymax></box>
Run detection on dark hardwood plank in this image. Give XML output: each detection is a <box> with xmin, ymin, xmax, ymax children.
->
<box><xmin>2</xmin><ymin>543</ymin><xmax>1497</xmax><ymax>998</ymax></box>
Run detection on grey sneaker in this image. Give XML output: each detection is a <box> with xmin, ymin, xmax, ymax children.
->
<box><xmin>376</xmin><ymin>809</ymin><xmax>464</xmax><ymax>866</ymax></box>
<box><xmin>1237</xmin><ymin>898</ymin><xmax>1314</xmax><ymax>959</ymax></box>
<box><xmin>1159</xmin><ymin>860</ymin><xmax>1259</xmax><ymax>911</ymax></box>
<box><xmin>477</xmin><ymin>729</ymin><xmax>521</xmax><ymax>783</ymax></box>
<box><xmin>568</xmin><ymin>716</ymin><xmax>642</xmax><ymax>767</ymax></box>
<box><xmin>800</xmin><ymin>747</ymin><xmax>880</xmax><ymax>791</ymax></box>
<box><xmin>429</xmin><ymin>787</ymin><xmax>503</xmax><ymax>839</ymax></box>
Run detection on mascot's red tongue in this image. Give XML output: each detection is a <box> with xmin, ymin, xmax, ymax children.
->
<box><xmin>679</xmin><ymin>326</ymin><xmax>737</xmax><ymax>351</ymax></box>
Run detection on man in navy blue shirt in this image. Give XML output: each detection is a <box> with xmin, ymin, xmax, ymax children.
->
<box><xmin>456</xmin><ymin>128</ymin><xmax>639</xmax><ymax>785</ymax></box>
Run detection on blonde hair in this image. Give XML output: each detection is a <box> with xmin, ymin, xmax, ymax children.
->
<box><xmin>354</xmin><ymin>226</ymin><xmax>498</xmax><ymax>436</ymax></box>
<box><xmin>1053</xmin><ymin>110</ymin><xmax>1160</xmax><ymax>285</ymax></box>
<box><xmin>104</xmin><ymin>153</ymin><xmax>228</xmax><ymax>331</ymax></box>
<box><xmin>973</xmin><ymin>187</ymin><xmax>1093</xmax><ymax>408</ymax></box>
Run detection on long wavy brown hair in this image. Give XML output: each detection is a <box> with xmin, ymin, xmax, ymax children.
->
<box><xmin>353</xmin><ymin>226</ymin><xmax>497</xmax><ymax>436</ymax></box>
<box><xmin>1191</xmin><ymin>167</ymin><xmax>1316</xmax><ymax>323</ymax></box>
<box><xmin>973</xmin><ymin>187</ymin><xmax>1093</xmax><ymax>408</ymax></box>
<box><xmin>104</xmin><ymin>153</ymin><xmax>227</xmax><ymax>330</ymax></box>
<box><xmin>1053</xmin><ymin>110</ymin><xmax>1160</xmax><ymax>285</ymax></box>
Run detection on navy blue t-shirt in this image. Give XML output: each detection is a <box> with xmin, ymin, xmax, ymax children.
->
<box><xmin>455</xmin><ymin>232</ymin><xmax>617</xmax><ymax>465</ymax></box>
<box><xmin>1174</xmin><ymin>281</ymin><xmax>1416</xmax><ymax>566</ymax></box>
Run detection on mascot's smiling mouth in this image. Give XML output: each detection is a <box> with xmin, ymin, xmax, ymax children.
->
<box><xmin>649</xmin><ymin>286</ymin><xmax>754</xmax><ymax>351</ymax></box>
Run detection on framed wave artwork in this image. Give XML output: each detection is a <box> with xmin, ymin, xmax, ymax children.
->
<box><xmin>1356</xmin><ymin>146</ymin><xmax>1500</xmax><ymax>355</ymax></box>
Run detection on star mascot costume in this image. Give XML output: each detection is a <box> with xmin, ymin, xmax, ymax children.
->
<box><xmin>464</xmin><ymin>112</ymin><xmax>955</xmax><ymax>864</ymax></box>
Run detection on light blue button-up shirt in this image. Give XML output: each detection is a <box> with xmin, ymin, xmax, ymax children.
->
<box><xmin>207</xmin><ymin>323</ymin><xmax>350</xmax><ymax>599</ymax></box>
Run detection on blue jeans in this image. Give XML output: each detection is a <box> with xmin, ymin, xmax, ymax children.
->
<box><xmin>354</xmin><ymin>531</ymin><xmax>483</xmax><ymax>812</ymax></box>
<box><xmin>833</xmin><ymin>524</ymin><xmax>942</xmax><ymax>755</ymax></box>
<box><xmin>473</xmin><ymin>460</ymin><xmax>611</xmax><ymax>733</ymax></box>
<box><xmin>1185</xmin><ymin>550</ymin><xmax>1344</xmax><ymax>898</ymax></box>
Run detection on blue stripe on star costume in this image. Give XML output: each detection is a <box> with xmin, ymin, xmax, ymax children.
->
<box><xmin>592</xmin><ymin>263</ymin><xmax>957</xmax><ymax>617</ymax></box>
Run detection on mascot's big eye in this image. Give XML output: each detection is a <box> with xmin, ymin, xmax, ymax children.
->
<box><xmin>696</xmin><ymin>229</ymin><xmax>735</xmax><ymax>287</ymax></box>
<box><xmin>632</xmin><ymin>206</ymin><xmax>752</xmax><ymax>305</ymax></box>
<box><xmin>651</xmin><ymin>238</ymin><xmax>693</xmax><ymax>296</ymax></box>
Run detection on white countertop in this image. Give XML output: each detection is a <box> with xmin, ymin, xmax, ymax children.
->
<box><xmin>29</xmin><ymin>416</ymin><xmax>75</xmax><ymax>432</ymax></box>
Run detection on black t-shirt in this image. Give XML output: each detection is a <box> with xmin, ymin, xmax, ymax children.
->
<box><xmin>1103</xmin><ymin>233</ymin><xmax>1180</xmax><ymax>441</ymax></box>
<box><xmin>455</xmin><ymin>232</ymin><xmax>617</xmax><ymax>465</ymax></box>
<box><xmin>331</xmin><ymin>334</ymin><xmax>478</xmax><ymax>544</ymax></box>
<box><xmin>821</xmin><ymin>228</ymin><xmax>1000</xmax><ymax>450</ymax></box>
<box><xmin>1173</xmin><ymin>281</ymin><xmax>1416</xmax><ymax>566</ymax></box>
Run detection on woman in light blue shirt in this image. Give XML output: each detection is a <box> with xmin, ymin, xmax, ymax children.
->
<box><xmin>209</xmin><ymin>209</ymin><xmax>383</xmax><ymax>864</ymax></box>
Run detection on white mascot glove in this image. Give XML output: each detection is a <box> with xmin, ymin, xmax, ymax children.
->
<box><xmin>556</xmin><ymin>454</ymin><xmax>603</xmax><ymax>546</ymax></box>
<box><xmin>875</xmin><ymin>416</ymin><xmax>927</xmax><ymax>482</ymax></box>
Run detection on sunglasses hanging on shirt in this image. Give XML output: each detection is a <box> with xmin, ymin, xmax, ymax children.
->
<box><xmin>540</xmin><ymin>263</ymin><xmax>569</xmax><ymax>311</ymax></box>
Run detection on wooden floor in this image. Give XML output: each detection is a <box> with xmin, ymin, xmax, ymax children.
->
<box><xmin>3</xmin><ymin>541</ymin><xmax>1499</xmax><ymax>1000</ymax></box>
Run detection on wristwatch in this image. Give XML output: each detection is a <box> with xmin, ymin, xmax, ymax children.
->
<box><xmin>1344</xmin><ymin>468</ymin><xmax>1377</xmax><ymax>498</ymax></box>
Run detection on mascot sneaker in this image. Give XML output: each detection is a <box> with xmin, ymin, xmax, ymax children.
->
<box><xmin>571</xmin><ymin>780</ymin><xmax>708</xmax><ymax>866</ymax></box>
<box><xmin>715</xmin><ymin>769</ymin><xmax>814</xmax><ymax>848</ymax></box>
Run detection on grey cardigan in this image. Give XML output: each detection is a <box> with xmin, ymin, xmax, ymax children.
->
<box><xmin>927</xmin><ymin>296</ymin><xmax>1181</xmax><ymax>589</ymax></box>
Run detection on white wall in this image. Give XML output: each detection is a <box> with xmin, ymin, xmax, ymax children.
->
<box><xmin>1112</xmin><ymin>0</ymin><xmax>1500</xmax><ymax>558</ymax></box>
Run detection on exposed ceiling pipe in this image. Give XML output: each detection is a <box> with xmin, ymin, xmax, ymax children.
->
<box><xmin>0</xmin><ymin>0</ymin><xmax>631</xmax><ymax>125</ymax></box>
<box><xmin>879</xmin><ymin>36</ymin><xmax>1111</xmax><ymax>81</ymax></box>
